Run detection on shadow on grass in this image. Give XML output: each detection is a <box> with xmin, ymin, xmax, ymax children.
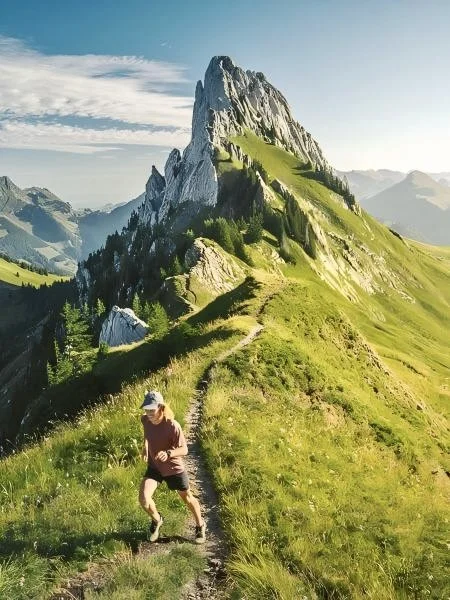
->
<box><xmin>15</xmin><ymin>277</ymin><xmax>260</xmax><ymax>451</ymax></box>
<box><xmin>188</xmin><ymin>276</ymin><xmax>260</xmax><ymax>327</ymax></box>
<box><xmin>0</xmin><ymin>524</ymin><xmax>194</xmax><ymax>561</ymax></box>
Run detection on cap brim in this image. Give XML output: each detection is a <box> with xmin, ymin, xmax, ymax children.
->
<box><xmin>141</xmin><ymin>402</ymin><xmax>160</xmax><ymax>410</ymax></box>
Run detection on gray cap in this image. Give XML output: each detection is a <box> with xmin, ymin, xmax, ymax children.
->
<box><xmin>141</xmin><ymin>390</ymin><xmax>164</xmax><ymax>410</ymax></box>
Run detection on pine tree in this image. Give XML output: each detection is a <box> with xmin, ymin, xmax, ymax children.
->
<box><xmin>47</xmin><ymin>340</ymin><xmax>72</xmax><ymax>386</ymax></box>
<box><xmin>146</xmin><ymin>302</ymin><xmax>169</xmax><ymax>338</ymax></box>
<box><xmin>246</xmin><ymin>212</ymin><xmax>264</xmax><ymax>243</ymax></box>
<box><xmin>95</xmin><ymin>298</ymin><xmax>106</xmax><ymax>318</ymax></box>
<box><xmin>132</xmin><ymin>293</ymin><xmax>142</xmax><ymax>318</ymax></box>
<box><xmin>170</xmin><ymin>256</ymin><xmax>183</xmax><ymax>276</ymax></box>
<box><xmin>62</xmin><ymin>302</ymin><xmax>92</xmax><ymax>354</ymax></box>
<box><xmin>141</xmin><ymin>301</ymin><xmax>151</xmax><ymax>324</ymax></box>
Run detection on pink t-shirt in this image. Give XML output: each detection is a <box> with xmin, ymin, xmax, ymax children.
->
<box><xmin>141</xmin><ymin>415</ymin><xmax>186</xmax><ymax>476</ymax></box>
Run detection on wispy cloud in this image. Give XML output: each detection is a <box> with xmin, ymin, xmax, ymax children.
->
<box><xmin>0</xmin><ymin>120</ymin><xmax>191</xmax><ymax>154</ymax></box>
<box><xmin>0</xmin><ymin>36</ymin><xmax>193</xmax><ymax>152</ymax></box>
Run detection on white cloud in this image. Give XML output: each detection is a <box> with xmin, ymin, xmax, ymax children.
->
<box><xmin>0</xmin><ymin>36</ymin><xmax>193</xmax><ymax>128</ymax></box>
<box><xmin>0</xmin><ymin>120</ymin><xmax>191</xmax><ymax>154</ymax></box>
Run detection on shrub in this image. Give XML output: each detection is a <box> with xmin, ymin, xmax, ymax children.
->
<box><xmin>97</xmin><ymin>341</ymin><xmax>110</xmax><ymax>359</ymax></box>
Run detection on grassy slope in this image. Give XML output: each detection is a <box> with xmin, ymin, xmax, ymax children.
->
<box><xmin>0</xmin><ymin>257</ymin><xmax>68</xmax><ymax>287</ymax></box>
<box><xmin>198</xmin><ymin>134</ymin><xmax>449</xmax><ymax>598</ymax></box>
<box><xmin>1</xmin><ymin>133</ymin><xmax>448</xmax><ymax>599</ymax></box>
<box><xmin>0</xmin><ymin>310</ymin><xmax>258</xmax><ymax>599</ymax></box>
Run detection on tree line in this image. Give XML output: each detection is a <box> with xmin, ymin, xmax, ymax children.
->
<box><xmin>0</xmin><ymin>251</ymin><xmax>49</xmax><ymax>276</ymax></box>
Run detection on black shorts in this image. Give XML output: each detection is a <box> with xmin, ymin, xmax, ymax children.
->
<box><xmin>143</xmin><ymin>466</ymin><xmax>190</xmax><ymax>491</ymax></box>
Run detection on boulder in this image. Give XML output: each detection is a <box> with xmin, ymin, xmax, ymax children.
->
<box><xmin>99</xmin><ymin>306</ymin><xmax>148</xmax><ymax>347</ymax></box>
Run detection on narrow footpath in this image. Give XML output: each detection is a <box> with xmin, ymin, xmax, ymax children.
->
<box><xmin>51</xmin><ymin>323</ymin><xmax>264</xmax><ymax>600</ymax></box>
<box><xmin>181</xmin><ymin>323</ymin><xmax>264</xmax><ymax>599</ymax></box>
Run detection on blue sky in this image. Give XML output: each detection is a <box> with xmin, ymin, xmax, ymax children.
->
<box><xmin>1</xmin><ymin>0</ymin><xmax>449</xmax><ymax>207</ymax></box>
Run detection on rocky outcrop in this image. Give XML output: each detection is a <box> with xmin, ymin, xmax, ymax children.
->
<box><xmin>99</xmin><ymin>306</ymin><xmax>148</xmax><ymax>347</ymax></box>
<box><xmin>138</xmin><ymin>166</ymin><xmax>166</xmax><ymax>226</ymax></box>
<box><xmin>185</xmin><ymin>238</ymin><xmax>245</xmax><ymax>295</ymax></box>
<box><xmin>75</xmin><ymin>265</ymin><xmax>91</xmax><ymax>305</ymax></box>
<box><xmin>139</xmin><ymin>56</ymin><xmax>331</xmax><ymax>230</ymax></box>
<box><xmin>155</xmin><ymin>238</ymin><xmax>246</xmax><ymax>318</ymax></box>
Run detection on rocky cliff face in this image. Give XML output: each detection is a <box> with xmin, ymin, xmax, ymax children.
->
<box><xmin>76</xmin><ymin>56</ymin><xmax>362</xmax><ymax>309</ymax></box>
<box><xmin>138</xmin><ymin>56</ymin><xmax>330</xmax><ymax>229</ymax></box>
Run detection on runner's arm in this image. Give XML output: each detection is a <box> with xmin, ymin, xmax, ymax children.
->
<box><xmin>167</xmin><ymin>443</ymin><xmax>188</xmax><ymax>458</ymax></box>
<box><xmin>141</xmin><ymin>438</ymin><xmax>148</xmax><ymax>461</ymax></box>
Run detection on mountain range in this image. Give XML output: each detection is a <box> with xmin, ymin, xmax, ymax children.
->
<box><xmin>362</xmin><ymin>170</ymin><xmax>450</xmax><ymax>244</ymax></box>
<box><xmin>339</xmin><ymin>168</ymin><xmax>450</xmax><ymax>200</ymax></box>
<box><xmin>0</xmin><ymin>177</ymin><xmax>142</xmax><ymax>274</ymax></box>
<box><xmin>339</xmin><ymin>169</ymin><xmax>450</xmax><ymax>244</ymax></box>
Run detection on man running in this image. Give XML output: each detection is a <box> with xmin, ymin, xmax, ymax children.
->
<box><xmin>138</xmin><ymin>390</ymin><xmax>206</xmax><ymax>544</ymax></box>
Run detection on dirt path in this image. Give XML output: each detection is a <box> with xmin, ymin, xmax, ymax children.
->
<box><xmin>50</xmin><ymin>323</ymin><xmax>264</xmax><ymax>600</ymax></box>
<box><xmin>181</xmin><ymin>323</ymin><xmax>264</xmax><ymax>599</ymax></box>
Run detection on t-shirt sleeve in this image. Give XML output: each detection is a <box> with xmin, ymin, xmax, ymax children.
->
<box><xmin>171</xmin><ymin>421</ymin><xmax>186</xmax><ymax>448</ymax></box>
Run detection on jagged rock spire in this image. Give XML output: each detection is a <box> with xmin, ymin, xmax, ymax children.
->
<box><xmin>139</xmin><ymin>55</ymin><xmax>330</xmax><ymax>228</ymax></box>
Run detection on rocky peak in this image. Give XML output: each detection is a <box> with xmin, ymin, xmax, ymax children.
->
<box><xmin>199</xmin><ymin>56</ymin><xmax>328</xmax><ymax>168</ymax></box>
<box><xmin>0</xmin><ymin>175</ymin><xmax>24</xmax><ymax>196</ymax></box>
<box><xmin>0</xmin><ymin>176</ymin><xmax>32</xmax><ymax>211</ymax></box>
<box><xmin>138</xmin><ymin>56</ymin><xmax>330</xmax><ymax>229</ymax></box>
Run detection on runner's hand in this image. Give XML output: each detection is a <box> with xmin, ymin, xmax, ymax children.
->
<box><xmin>156</xmin><ymin>450</ymin><xmax>168</xmax><ymax>462</ymax></box>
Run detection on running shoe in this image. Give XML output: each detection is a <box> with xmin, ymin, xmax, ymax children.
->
<box><xmin>194</xmin><ymin>521</ymin><xmax>206</xmax><ymax>544</ymax></box>
<box><xmin>148</xmin><ymin>514</ymin><xmax>163</xmax><ymax>542</ymax></box>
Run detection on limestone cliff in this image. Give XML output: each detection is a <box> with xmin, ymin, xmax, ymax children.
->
<box><xmin>139</xmin><ymin>56</ymin><xmax>331</xmax><ymax>229</ymax></box>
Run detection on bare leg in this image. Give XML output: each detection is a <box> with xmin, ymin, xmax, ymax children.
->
<box><xmin>178</xmin><ymin>489</ymin><xmax>203</xmax><ymax>526</ymax></box>
<box><xmin>139</xmin><ymin>478</ymin><xmax>161</xmax><ymax>521</ymax></box>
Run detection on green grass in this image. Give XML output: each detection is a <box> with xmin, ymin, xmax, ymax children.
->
<box><xmin>1</xmin><ymin>132</ymin><xmax>449</xmax><ymax>599</ymax></box>
<box><xmin>0</xmin><ymin>257</ymin><xmax>69</xmax><ymax>287</ymax></box>
<box><xmin>0</xmin><ymin>305</ymin><xmax>257</xmax><ymax>598</ymax></box>
<box><xmin>84</xmin><ymin>545</ymin><xmax>205</xmax><ymax>599</ymax></box>
<box><xmin>201</xmin><ymin>282</ymin><xmax>448</xmax><ymax>599</ymax></box>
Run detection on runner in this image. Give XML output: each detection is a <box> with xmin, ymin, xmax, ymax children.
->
<box><xmin>138</xmin><ymin>390</ymin><xmax>206</xmax><ymax>544</ymax></box>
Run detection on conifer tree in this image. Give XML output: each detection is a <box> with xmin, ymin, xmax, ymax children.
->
<box><xmin>146</xmin><ymin>302</ymin><xmax>169</xmax><ymax>338</ymax></box>
<box><xmin>95</xmin><ymin>298</ymin><xmax>106</xmax><ymax>318</ymax></box>
<box><xmin>61</xmin><ymin>302</ymin><xmax>92</xmax><ymax>354</ymax></box>
<box><xmin>170</xmin><ymin>255</ymin><xmax>183</xmax><ymax>276</ymax></box>
<box><xmin>132</xmin><ymin>293</ymin><xmax>142</xmax><ymax>318</ymax></box>
<box><xmin>246</xmin><ymin>212</ymin><xmax>264</xmax><ymax>243</ymax></box>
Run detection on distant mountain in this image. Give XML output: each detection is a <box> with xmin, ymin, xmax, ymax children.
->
<box><xmin>0</xmin><ymin>176</ymin><xmax>80</xmax><ymax>274</ymax></box>
<box><xmin>429</xmin><ymin>172</ymin><xmax>450</xmax><ymax>187</ymax></box>
<box><xmin>0</xmin><ymin>176</ymin><xmax>144</xmax><ymax>273</ymax></box>
<box><xmin>336</xmin><ymin>169</ymin><xmax>406</xmax><ymax>200</ymax></box>
<box><xmin>78</xmin><ymin>193</ymin><xmax>144</xmax><ymax>258</ymax></box>
<box><xmin>339</xmin><ymin>169</ymin><xmax>450</xmax><ymax>201</ymax></box>
<box><xmin>363</xmin><ymin>170</ymin><xmax>450</xmax><ymax>245</ymax></box>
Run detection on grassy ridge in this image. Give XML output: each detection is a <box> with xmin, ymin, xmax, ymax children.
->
<box><xmin>0</xmin><ymin>312</ymin><xmax>255</xmax><ymax>599</ymax></box>
<box><xmin>202</xmin><ymin>281</ymin><xmax>448</xmax><ymax>599</ymax></box>
<box><xmin>0</xmin><ymin>257</ymin><xmax>68</xmax><ymax>287</ymax></box>
<box><xmin>1</xmin><ymin>132</ymin><xmax>449</xmax><ymax>599</ymax></box>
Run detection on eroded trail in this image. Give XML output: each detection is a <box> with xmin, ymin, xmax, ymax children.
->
<box><xmin>181</xmin><ymin>323</ymin><xmax>264</xmax><ymax>599</ymax></box>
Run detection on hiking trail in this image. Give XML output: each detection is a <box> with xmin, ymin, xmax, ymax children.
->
<box><xmin>51</xmin><ymin>323</ymin><xmax>264</xmax><ymax>600</ymax></box>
